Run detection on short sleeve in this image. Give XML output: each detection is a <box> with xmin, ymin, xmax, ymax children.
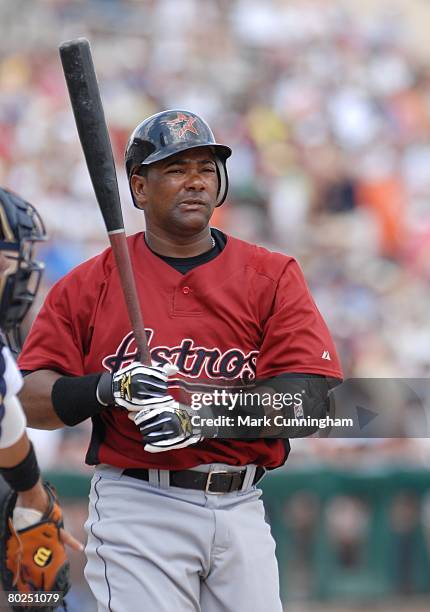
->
<box><xmin>18</xmin><ymin>277</ymin><xmax>85</xmax><ymax>377</ymax></box>
<box><xmin>256</xmin><ymin>258</ymin><xmax>343</xmax><ymax>380</ymax></box>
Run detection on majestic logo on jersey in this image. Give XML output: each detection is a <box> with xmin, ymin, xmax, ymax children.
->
<box><xmin>102</xmin><ymin>330</ymin><xmax>257</xmax><ymax>384</ymax></box>
<box><xmin>166</xmin><ymin>112</ymin><xmax>199</xmax><ymax>138</ymax></box>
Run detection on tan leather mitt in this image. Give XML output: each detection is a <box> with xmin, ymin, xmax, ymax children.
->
<box><xmin>0</xmin><ymin>481</ymin><xmax>70</xmax><ymax>611</ymax></box>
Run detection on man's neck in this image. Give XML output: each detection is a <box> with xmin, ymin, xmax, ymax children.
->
<box><xmin>144</xmin><ymin>229</ymin><xmax>213</xmax><ymax>258</ymax></box>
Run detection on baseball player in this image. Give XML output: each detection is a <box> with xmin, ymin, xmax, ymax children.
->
<box><xmin>18</xmin><ymin>110</ymin><xmax>342</xmax><ymax>612</ymax></box>
<box><xmin>0</xmin><ymin>188</ymin><xmax>81</xmax><ymax>607</ymax></box>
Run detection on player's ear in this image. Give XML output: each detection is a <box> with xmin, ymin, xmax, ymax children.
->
<box><xmin>130</xmin><ymin>173</ymin><xmax>148</xmax><ymax>210</ymax></box>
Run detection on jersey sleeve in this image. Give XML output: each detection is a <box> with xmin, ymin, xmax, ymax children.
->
<box><xmin>256</xmin><ymin>258</ymin><xmax>343</xmax><ymax>380</ymax></box>
<box><xmin>18</xmin><ymin>274</ymin><xmax>86</xmax><ymax>376</ymax></box>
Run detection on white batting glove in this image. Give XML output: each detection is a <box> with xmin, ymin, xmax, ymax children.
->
<box><xmin>129</xmin><ymin>396</ymin><xmax>202</xmax><ymax>453</ymax></box>
<box><xmin>97</xmin><ymin>362</ymin><xmax>178</xmax><ymax>412</ymax></box>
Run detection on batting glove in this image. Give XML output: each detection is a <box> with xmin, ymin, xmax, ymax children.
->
<box><xmin>129</xmin><ymin>396</ymin><xmax>202</xmax><ymax>453</ymax></box>
<box><xmin>97</xmin><ymin>362</ymin><xmax>178</xmax><ymax>412</ymax></box>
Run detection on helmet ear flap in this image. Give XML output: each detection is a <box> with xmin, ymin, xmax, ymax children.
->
<box><xmin>128</xmin><ymin>166</ymin><xmax>148</xmax><ymax>209</ymax></box>
<box><xmin>215</xmin><ymin>157</ymin><xmax>228</xmax><ymax>206</ymax></box>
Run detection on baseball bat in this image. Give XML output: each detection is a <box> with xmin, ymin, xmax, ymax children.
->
<box><xmin>59</xmin><ymin>38</ymin><xmax>151</xmax><ymax>365</ymax></box>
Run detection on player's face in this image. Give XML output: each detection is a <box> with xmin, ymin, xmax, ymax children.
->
<box><xmin>131</xmin><ymin>147</ymin><xmax>219</xmax><ymax>237</ymax></box>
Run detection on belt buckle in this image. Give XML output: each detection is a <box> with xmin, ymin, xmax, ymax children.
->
<box><xmin>205</xmin><ymin>470</ymin><xmax>229</xmax><ymax>495</ymax></box>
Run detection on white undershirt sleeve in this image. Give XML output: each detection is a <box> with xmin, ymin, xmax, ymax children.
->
<box><xmin>0</xmin><ymin>346</ymin><xmax>27</xmax><ymax>449</ymax></box>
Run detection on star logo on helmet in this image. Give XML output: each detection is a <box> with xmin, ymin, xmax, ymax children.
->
<box><xmin>167</xmin><ymin>113</ymin><xmax>199</xmax><ymax>138</ymax></box>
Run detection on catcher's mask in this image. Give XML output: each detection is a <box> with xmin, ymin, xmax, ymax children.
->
<box><xmin>125</xmin><ymin>109</ymin><xmax>232</xmax><ymax>207</ymax></box>
<box><xmin>0</xmin><ymin>188</ymin><xmax>46</xmax><ymax>351</ymax></box>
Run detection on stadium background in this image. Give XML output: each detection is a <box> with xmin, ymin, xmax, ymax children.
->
<box><xmin>1</xmin><ymin>0</ymin><xmax>430</xmax><ymax>610</ymax></box>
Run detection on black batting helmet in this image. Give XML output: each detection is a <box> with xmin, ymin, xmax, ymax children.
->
<box><xmin>125</xmin><ymin>110</ymin><xmax>232</xmax><ymax>206</ymax></box>
<box><xmin>0</xmin><ymin>188</ymin><xmax>46</xmax><ymax>352</ymax></box>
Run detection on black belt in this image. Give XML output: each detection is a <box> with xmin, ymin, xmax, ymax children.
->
<box><xmin>123</xmin><ymin>466</ymin><xmax>266</xmax><ymax>494</ymax></box>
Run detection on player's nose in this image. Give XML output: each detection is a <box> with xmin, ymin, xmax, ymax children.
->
<box><xmin>183</xmin><ymin>169</ymin><xmax>206</xmax><ymax>190</ymax></box>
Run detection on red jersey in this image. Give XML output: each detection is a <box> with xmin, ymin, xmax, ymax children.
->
<box><xmin>19</xmin><ymin>232</ymin><xmax>342</xmax><ymax>470</ymax></box>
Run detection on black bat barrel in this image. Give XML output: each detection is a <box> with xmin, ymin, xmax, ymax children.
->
<box><xmin>59</xmin><ymin>38</ymin><xmax>124</xmax><ymax>233</ymax></box>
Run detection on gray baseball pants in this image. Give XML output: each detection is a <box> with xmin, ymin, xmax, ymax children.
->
<box><xmin>84</xmin><ymin>463</ymin><xmax>283</xmax><ymax>612</ymax></box>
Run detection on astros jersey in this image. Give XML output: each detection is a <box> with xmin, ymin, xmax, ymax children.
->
<box><xmin>18</xmin><ymin>232</ymin><xmax>342</xmax><ymax>470</ymax></box>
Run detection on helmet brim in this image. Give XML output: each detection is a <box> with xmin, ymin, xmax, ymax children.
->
<box><xmin>138</xmin><ymin>143</ymin><xmax>232</xmax><ymax>168</ymax></box>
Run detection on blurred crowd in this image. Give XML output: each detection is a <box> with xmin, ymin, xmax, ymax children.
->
<box><xmin>1</xmin><ymin>0</ymin><xmax>430</xmax><ymax>469</ymax></box>
<box><xmin>2</xmin><ymin>2</ymin><xmax>430</xmax><ymax>609</ymax></box>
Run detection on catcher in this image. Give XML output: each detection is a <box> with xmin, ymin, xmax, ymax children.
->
<box><xmin>0</xmin><ymin>188</ymin><xmax>82</xmax><ymax>610</ymax></box>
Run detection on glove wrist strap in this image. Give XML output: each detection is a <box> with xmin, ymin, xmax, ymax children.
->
<box><xmin>0</xmin><ymin>442</ymin><xmax>40</xmax><ymax>492</ymax></box>
<box><xmin>96</xmin><ymin>372</ymin><xmax>114</xmax><ymax>406</ymax></box>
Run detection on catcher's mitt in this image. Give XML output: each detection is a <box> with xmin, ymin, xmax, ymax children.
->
<box><xmin>0</xmin><ymin>481</ymin><xmax>70</xmax><ymax>611</ymax></box>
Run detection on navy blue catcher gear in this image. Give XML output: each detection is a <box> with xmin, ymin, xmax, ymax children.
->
<box><xmin>125</xmin><ymin>110</ymin><xmax>232</xmax><ymax>206</ymax></box>
<box><xmin>0</xmin><ymin>188</ymin><xmax>46</xmax><ymax>352</ymax></box>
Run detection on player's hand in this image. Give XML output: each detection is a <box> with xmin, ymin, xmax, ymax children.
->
<box><xmin>129</xmin><ymin>396</ymin><xmax>202</xmax><ymax>453</ymax></box>
<box><xmin>97</xmin><ymin>362</ymin><xmax>178</xmax><ymax>411</ymax></box>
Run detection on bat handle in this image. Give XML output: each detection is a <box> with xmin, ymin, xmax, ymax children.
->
<box><xmin>109</xmin><ymin>232</ymin><xmax>151</xmax><ymax>365</ymax></box>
